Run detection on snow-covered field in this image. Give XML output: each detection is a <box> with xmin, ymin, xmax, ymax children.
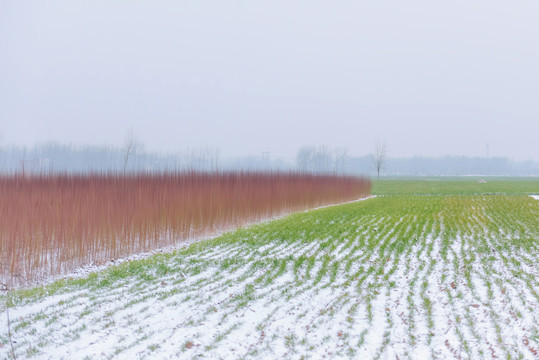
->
<box><xmin>1</xmin><ymin>194</ymin><xmax>538</xmax><ymax>359</ymax></box>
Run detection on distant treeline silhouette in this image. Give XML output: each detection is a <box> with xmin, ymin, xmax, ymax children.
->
<box><xmin>0</xmin><ymin>142</ymin><xmax>537</xmax><ymax>175</ymax></box>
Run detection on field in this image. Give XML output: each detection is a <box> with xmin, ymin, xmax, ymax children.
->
<box><xmin>1</xmin><ymin>178</ymin><xmax>538</xmax><ymax>359</ymax></box>
<box><xmin>0</xmin><ymin>172</ymin><xmax>370</xmax><ymax>287</ymax></box>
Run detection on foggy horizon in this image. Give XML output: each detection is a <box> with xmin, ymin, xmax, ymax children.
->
<box><xmin>2</xmin><ymin>1</ymin><xmax>538</xmax><ymax>162</ymax></box>
<box><xmin>1</xmin><ymin>139</ymin><xmax>538</xmax><ymax>165</ymax></box>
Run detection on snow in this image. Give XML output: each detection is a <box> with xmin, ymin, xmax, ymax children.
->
<box><xmin>1</xmin><ymin>195</ymin><xmax>538</xmax><ymax>359</ymax></box>
<box><xmin>3</xmin><ymin>236</ymin><xmax>535</xmax><ymax>359</ymax></box>
<box><xmin>304</xmin><ymin>195</ymin><xmax>376</xmax><ymax>212</ymax></box>
<box><xmin>531</xmin><ymin>195</ymin><xmax>539</xmax><ymax>200</ymax></box>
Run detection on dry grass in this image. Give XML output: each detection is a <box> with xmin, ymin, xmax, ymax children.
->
<box><xmin>0</xmin><ymin>171</ymin><xmax>370</xmax><ymax>286</ymax></box>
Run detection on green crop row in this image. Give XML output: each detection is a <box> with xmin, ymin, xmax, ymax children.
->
<box><xmin>373</xmin><ymin>177</ymin><xmax>539</xmax><ymax>195</ymax></box>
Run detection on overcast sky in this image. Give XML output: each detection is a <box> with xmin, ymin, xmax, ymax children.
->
<box><xmin>1</xmin><ymin>1</ymin><xmax>538</xmax><ymax>161</ymax></box>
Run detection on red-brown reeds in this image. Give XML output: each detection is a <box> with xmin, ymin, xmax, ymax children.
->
<box><xmin>0</xmin><ymin>171</ymin><xmax>370</xmax><ymax>286</ymax></box>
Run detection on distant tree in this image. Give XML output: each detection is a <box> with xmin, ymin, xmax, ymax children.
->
<box><xmin>297</xmin><ymin>145</ymin><xmax>348</xmax><ymax>174</ymax></box>
<box><xmin>372</xmin><ymin>140</ymin><xmax>387</xmax><ymax>180</ymax></box>
<box><xmin>296</xmin><ymin>146</ymin><xmax>315</xmax><ymax>173</ymax></box>
<box><xmin>123</xmin><ymin>130</ymin><xmax>145</xmax><ymax>173</ymax></box>
<box><xmin>333</xmin><ymin>147</ymin><xmax>348</xmax><ymax>174</ymax></box>
<box><xmin>21</xmin><ymin>146</ymin><xmax>27</xmax><ymax>176</ymax></box>
<box><xmin>313</xmin><ymin>145</ymin><xmax>331</xmax><ymax>173</ymax></box>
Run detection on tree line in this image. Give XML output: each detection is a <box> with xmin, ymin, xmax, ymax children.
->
<box><xmin>0</xmin><ymin>140</ymin><xmax>537</xmax><ymax>176</ymax></box>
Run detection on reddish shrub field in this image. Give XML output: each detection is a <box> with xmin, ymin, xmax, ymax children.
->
<box><xmin>0</xmin><ymin>172</ymin><xmax>370</xmax><ymax>286</ymax></box>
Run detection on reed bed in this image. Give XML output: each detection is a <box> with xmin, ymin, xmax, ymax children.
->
<box><xmin>0</xmin><ymin>171</ymin><xmax>370</xmax><ymax>286</ymax></box>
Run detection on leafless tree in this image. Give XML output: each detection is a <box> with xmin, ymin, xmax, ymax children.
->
<box><xmin>314</xmin><ymin>145</ymin><xmax>331</xmax><ymax>173</ymax></box>
<box><xmin>179</xmin><ymin>147</ymin><xmax>220</xmax><ymax>172</ymax></box>
<box><xmin>372</xmin><ymin>140</ymin><xmax>387</xmax><ymax>180</ymax></box>
<box><xmin>333</xmin><ymin>147</ymin><xmax>348</xmax><ymax>174</ymax></box>
<box><xmin>123</xmin><ymin>129</ymin><xmax>145</xmax><ymax>173</ymax></box>
<box><xmin>296</xmin><ymin>146</ymin><xmax>315</xmax><ymax>173</ymax></box>
<box><xmin>297</xmin><ymin>145</ymin><xmax>349</xmax><ymax>174</ymax></box>
<box><xmin>21</xmin><ymin>146</ymin><xmax>27</xmax><ymax>176</ymax></box>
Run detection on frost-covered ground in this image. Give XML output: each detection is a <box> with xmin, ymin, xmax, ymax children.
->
<box><xmin>1</xmin><ymin>194</ymin><xmax>538</xmax><ymax>359</ymax></box>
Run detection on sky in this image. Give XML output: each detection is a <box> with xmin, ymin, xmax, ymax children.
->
<box><xmin>1</xmin><ymin>0</ymin><xmax>538</xmax><ymax>161</ymax></box>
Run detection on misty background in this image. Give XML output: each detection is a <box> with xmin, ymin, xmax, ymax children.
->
<box><xmin>1</xmin><ymin>1</ymin><xmax>538</xmax><ymax>174</ymax></box>
<box><xmin>1</xmin><ymin>142</ymin><xmax>538</xmax><ymax>176</ymax></box>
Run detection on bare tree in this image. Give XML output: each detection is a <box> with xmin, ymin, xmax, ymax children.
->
<box><xmin>21</xmin><ymin>146</ymin><xmax>27</xmax><ymax>176</ymax></box>
<box><xmin>333</xmin><ymin>147</ymin><xmax>348</xmax><ymax>174</ymax></box>
<box><xmin>123</xmin><ymin>129</ymin><xmax>145</xmax><ymax>173</ymax></box>
<box><xmin>372</xmin><ymin>140</ymin><xmax>387</xmax><ymax>180</ymax></box>
<box><xmin>296</xmin><ymin>146</ymin><xmax>315</xmax><ymax>173</ymax></box>
<box><xmin>314</xmin><ymin>145</ymin><xmax>332</xmax><ymax>173</ymax></box>
<box><xmin>297</xmin><ymin>145</ymin><xmax>349</xmax><ymax>174</ymax></box>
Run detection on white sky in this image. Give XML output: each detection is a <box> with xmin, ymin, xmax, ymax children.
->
<box><xmin>1</xmin><ymin>0</ymin><xmax>538</xmax><ymax>161</ymax></box>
